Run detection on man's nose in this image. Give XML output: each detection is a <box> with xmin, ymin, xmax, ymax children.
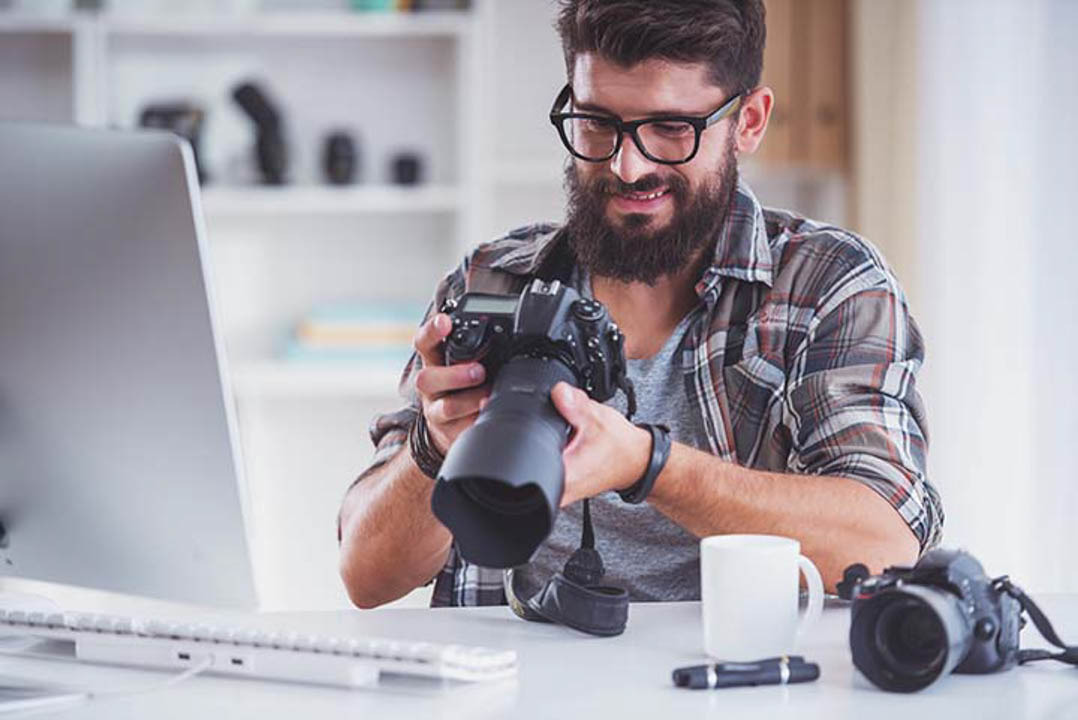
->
<box><xmin>609</xmin><ymin>132</ymin><xmax>658</xmax><ymax>185</ymax></box>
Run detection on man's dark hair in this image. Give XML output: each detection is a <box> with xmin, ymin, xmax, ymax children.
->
<box><xmin>555</xmin><ymin>0</ymin><xmax>766</xmax><ymax>96</ymax></box>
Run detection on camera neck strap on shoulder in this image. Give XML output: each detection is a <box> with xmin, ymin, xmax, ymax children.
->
<box><xmin>993</xmin><ymin>576</ymin><xmax>1078</xmax><ymax>666</ymax></box>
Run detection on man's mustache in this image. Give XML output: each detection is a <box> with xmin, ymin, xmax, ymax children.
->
<box><xmin>588</xmin><ymin>174</ymin><xmax>688</xmax><ymax>197</ymax></box>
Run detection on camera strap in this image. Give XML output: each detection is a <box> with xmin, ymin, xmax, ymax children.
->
<box><xmin>504</xmin><ymin>499</ymin><xmax>630</xmax><ymax>636</ymax></box>
<box><xmin>501</xmin><ymin>231</ymin><xmax>641</xmax><ymax>636</ymax></box>
<box><xmin>993</xmin><ymin>576</ymin><xmax>1078</xmax><ymax>667</ymax></box>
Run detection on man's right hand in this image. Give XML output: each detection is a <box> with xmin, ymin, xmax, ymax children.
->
<box><xmin>413</xmin><ymin>312</ymin><xmax>490</xmax><ymax>455</ymax></box>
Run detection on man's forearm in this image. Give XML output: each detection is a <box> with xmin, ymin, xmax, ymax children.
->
<box><xmin>647</xmin><ymin>443</ymin><xmax>920</xmax><ymax>592</ymax></box>
<box><xmin>338</xmin><ymin>449</ymin><xmax>452</xmax><ymax>608</ymax></box>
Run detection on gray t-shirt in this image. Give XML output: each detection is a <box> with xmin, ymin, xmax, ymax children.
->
<box><xmin>526</xmin><ymin>271</ymin><xmax>711</xmax><ymax>601</ymax></box>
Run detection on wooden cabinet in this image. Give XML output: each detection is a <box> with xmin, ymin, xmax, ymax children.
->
<box><xmin>758</xmin><ymin>0</ymin><xmax>849</xmax><ymax>171</ymax></box>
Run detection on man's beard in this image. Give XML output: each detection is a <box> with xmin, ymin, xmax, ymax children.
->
<box><xmin>563</xmin><ymin>139</ymin><xmax>738</xmax><ymax>285</ymax></box>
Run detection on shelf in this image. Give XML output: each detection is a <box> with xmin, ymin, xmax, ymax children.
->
<box><xmin>199</xmin><ymin>185</ymin><xmax>461</xmax><ymax>217</ymax></box>
<box><xmin>0</xmin><ymin>13</ymin><xmax>86</xmax><ymax>34</ymax></box>
<box><xmin>99</xmin><ymin>10</ymin><xmax>470</xmax><ymax>39</ymax></box>
<box><xmin>0</xmin><ymin>9</ymin><xmax>470</xmax><ymax>38</ymax></box>
<box><xmin>231</xmin><ymin>361</ymin><xmax>404</xmax><ymax>398</ymax></box>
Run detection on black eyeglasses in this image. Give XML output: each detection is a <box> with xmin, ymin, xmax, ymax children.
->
<box><xmin>549</xmin><ymin>83</ymin><xmax>744</xmax><ymax>165</ymax></box>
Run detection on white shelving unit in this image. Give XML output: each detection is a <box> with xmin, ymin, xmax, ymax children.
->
<box><xmin>100</xmin><ymin>10</ymin><xmax>471</xmax><ymax>38</ymax></box>
<box><xmin>0</xmin><ymin>4</ymin><xmax>495</xmax><ymax>612</ymax></box>
<box><xmin>199</xmin><ymin>184</ymin><xmax>461</xmax><ymax>216</ymax></box>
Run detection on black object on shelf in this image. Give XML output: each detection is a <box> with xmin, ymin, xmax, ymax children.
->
<box><xmin>390</xmin><ymin>151</ymin><xmax>423</xmax><ymax>185</ymax></box>
<box><xmin>138</xmin><ymin>102</ymin><xmax>209</xmax><ymax>183</ymax></box>
<box><xmin>323</xmin><ymin>131</ymin><xmax>359</xmax><ymax>185</ymax></box>
<box><xmin>232</xmin><ymin>81</ymin><xmax>288</xmax><ymax>185</ymax></box>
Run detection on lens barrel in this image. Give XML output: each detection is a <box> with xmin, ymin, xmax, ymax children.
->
<box><xmin>850</xmin><ymin>584</ymin><xmax>973</xmax><ymax>692</ymax></box>
<box><xmin>431</xmin><ymin>355</ymin><xmax>577</xmax><ymax>568</ymax></box>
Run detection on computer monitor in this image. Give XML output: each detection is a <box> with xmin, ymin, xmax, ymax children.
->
<box><xmin>0</xmin><ymin>123</ymin><xmax>257</xmax><ymax>609</ymax></box>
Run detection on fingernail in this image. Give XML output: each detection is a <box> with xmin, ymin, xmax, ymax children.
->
<box><xmin>469</xmin><ymin>364</ymin><xmax>484</xmax><ymax>381</ymax></box>
<box><xmin>559</xmin><ymin>383</ymin><xmax>575</xmax><ymax>406</ymax></box>
<box><xmin>435</xmin><ymin>314</ymin><xmax>448</xmax><ymax>333</ymax></box>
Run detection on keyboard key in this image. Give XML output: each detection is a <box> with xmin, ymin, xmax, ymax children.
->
<box><xmin>191</xmin><ymin>625</ymin><xmax>214</xmax><ymax>641</ymax></box>
<box><xmin>234</xmin><ymin>628</ymin><xmax>260</xmax><ymax>646</ymax></box>
<box><xmin>95</xmin><ymin>616</ymin><xmax>119</xmax><ymax>633</ymax></box>
<box><xmin>292</xmin><ymin>634</ymin><xmax>317</xmax><ymax>652</ymax></box>
<box><xmin>314</xmin><ymin>637</ymin><xmax>340</xmax><ymax>654</ymax></box>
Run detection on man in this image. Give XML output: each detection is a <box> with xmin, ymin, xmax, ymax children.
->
<box><xmin>338</xmin><ymin>0</ymin><xmax>943</xmax><ymax>609</ymax></box>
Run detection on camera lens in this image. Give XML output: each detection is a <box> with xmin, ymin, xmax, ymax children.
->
<box><xmin>850</xmin><ymin>585</ymin><xmax>973</xmax><ymax>692</ymax></box>
<box><xmin>431</xmin><ymin>356</ymin><xmax>578</xmax><ymax>568</ymax></box>
<box><xmin>460</xmin><ymin>477</ymin><xmax>546</xmax><ymax>516</ymax></box>
<box><xmin>874</xmin><ymin>598</ymin><xmax>946</xmax><ymax>678</ymax></box>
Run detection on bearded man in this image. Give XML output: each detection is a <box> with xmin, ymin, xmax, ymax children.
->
<box><xmin>337</xmin><ymin>0</ymin><xmax>943</xmax><ymax>609</ymax></box>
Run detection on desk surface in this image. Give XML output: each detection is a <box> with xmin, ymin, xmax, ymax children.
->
<box><xmin>3</xmin><ymin>596</ymin><xmax>1077</xmax><ymax>719</ymax></box>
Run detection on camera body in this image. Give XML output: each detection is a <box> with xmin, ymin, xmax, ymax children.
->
<box><xmin>441</xmin><ymin>279</ymin><xmax>628</xmax><ymax>402</ymax></box>
<box><xmin>850</xmin><ymin>548</ymin><xmax>1022</xmax><ymax>692</ymax></box>
<box><xmin>430</xmin><ymin>279</ymin><xmax>631</xmax><ymax>569</ymax></box>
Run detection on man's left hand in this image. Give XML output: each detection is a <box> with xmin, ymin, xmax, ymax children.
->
<box><xmin>550</xmin><ymin>381</ymin><xmax>652</xmax><ymax>507</ymax></box>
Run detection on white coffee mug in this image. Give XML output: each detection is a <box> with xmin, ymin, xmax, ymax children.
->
<box><xmin>700</xmin><ymin>534</ymin><xmax>824</xmax><ymax>661</ymax></box>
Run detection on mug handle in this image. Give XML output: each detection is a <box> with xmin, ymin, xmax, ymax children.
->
<box><xmin>795</xmin><ymin>554</ymin><xmax>824</xmax><ymax>639</ymax></box>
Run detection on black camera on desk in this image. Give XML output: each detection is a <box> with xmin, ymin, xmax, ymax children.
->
<box><xmin>849</xmin><ymin>548</ymin><xmax>1023</xmax><ymax>692</ymax></box>
<box><xmin>430</xmin><ymin>279</ymin><xmax>632</xmax><ymax>569</ymax></box>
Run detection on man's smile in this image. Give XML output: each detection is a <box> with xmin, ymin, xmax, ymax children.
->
<box><xmin>608</xmin><ymin>186</ymin><xmax>672</xmax><ymax>213</ymax></box>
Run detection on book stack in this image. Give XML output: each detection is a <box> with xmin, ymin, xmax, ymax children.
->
<box><xmin>283</xmin><ymin>302</ymin><xmax>424</xmax><ymax>369</ymax></box>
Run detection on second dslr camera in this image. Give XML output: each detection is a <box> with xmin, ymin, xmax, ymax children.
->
<box><xmin>849</xmin><ymin>548</ymin><xmax>1023</xmax><ymax>692</ymax></box>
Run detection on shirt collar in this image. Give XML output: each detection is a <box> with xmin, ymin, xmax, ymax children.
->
<box><xmin>486</xmin><ymin>176</ymin><xmax>774</xmax><ymax>296</ymax></box>
<box><xmin>695</xmin><ymin>176</ymin><xmax>774</xmax><ymax>301</ymax></box>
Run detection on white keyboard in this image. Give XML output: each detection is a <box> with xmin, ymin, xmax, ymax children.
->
<box><xmin>0</xmin><ymin>608</ymin><xmax>517</xmax><ymax>689</ymax></box>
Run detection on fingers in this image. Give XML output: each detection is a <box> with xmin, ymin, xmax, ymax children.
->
<box><xmin>426</xmin><ymin>385</ymin><xmax>491</xmax><ymax>425</ymax></box>
<box><xmin>413</xmin><ymin>313</ymin><xmax>451</xmax><ymax>369</ymax></box>
<box><xmin>551</xmin><ymin>381</ymin><xmax>592</xmax><ymax>428</ymax></box>
<box><xmin>415</xmin><ymin>362</ymin><xmax>485</xmax><ymax>399</ymax></box>
<box><xmin>428</xmin><ymin>416</ymin><xmax>478</xmax><ymax>455</ymax></box>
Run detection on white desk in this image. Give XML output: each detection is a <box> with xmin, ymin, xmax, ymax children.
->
<box><xmin>2</xmin><ymin>596</ymin><xmax>1076</xmax><ymax>719</ymax></box>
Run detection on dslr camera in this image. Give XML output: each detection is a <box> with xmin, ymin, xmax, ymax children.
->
<box><xmin>849</xmin><ymin>548</ymin><xmax>1023</xmax><ymax>692</ymax></box>
<box><xmin>429</xmin><ymin>279</ymin><xmax>632</xmax><ymax>569</ymax></box>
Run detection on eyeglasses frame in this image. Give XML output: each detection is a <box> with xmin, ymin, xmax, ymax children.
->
<box><xmin>548</xmin><ymin>83</ymin><xmax>746</xmax><ymax>165</ymax></box>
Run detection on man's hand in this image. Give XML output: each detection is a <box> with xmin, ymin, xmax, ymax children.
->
<box><xmin>413</xmin><ymin>313</ymin><xmax>490</xmax><ymax>455</ymax></box>
<box><xmin>550</xmin><ymin>381</ymin><xmax>651</xmax><ymax>507</ymax></box>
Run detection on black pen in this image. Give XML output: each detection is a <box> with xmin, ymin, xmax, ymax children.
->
<box><xmin>672</xmin><ymin>655</ymin><xmax>820</xmax><ymax>689</ymax></box>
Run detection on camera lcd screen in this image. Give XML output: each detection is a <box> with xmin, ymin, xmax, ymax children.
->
<box><xmin>464</xmin><ymin>296</ymin><xmax>518</xmax><ymax>314</ymax></box>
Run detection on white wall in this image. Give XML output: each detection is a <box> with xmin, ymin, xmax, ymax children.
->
<box><xmin>915</xmin><ymin>0</ymin><xmax>1078</xmax><ymax>592</ymax></box>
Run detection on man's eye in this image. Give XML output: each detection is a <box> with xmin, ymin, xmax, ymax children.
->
<box><xmin>650</xmin><ymin>122</ymin><xmax>693</xmax><ymax>137</ymax></box>
<box><xmin>579</xmin><ymin>118</ymin><xmax>613</xmax><ymax>133</ymax></box>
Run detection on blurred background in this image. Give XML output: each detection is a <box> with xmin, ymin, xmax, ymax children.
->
<box><xmin>1</xmin><ymin>0</ymin><xmax>1075</xmax><ymax>610</ymax></box>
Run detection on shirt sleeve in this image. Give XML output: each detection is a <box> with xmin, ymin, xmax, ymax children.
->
<box><xmin>784</xmin><ymin>269</ymin><xmax>944</xmax><ymax>552</ymax></box>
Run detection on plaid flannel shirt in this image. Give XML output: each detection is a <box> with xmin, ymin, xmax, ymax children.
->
<box><xmin>351</xmin><ymin>178</ymin><xmax>944</xmax><ymax>607</ymax></box>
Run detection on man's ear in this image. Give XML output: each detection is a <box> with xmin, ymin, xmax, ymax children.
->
<box><xmin>734</xmin><ymin>86</ymin><xmax>774</xmax><ymax>156</ymax></box>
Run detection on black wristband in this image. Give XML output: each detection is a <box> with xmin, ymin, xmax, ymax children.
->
<box><xmin>618</xmin><ymin>423</ymin><xmax>671</xmax><ymax>504</ymax></box>
<box><xmin>408</xmin><ymin>411</ymin><xmax>445</xmax><ymax>480</ymax></box>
